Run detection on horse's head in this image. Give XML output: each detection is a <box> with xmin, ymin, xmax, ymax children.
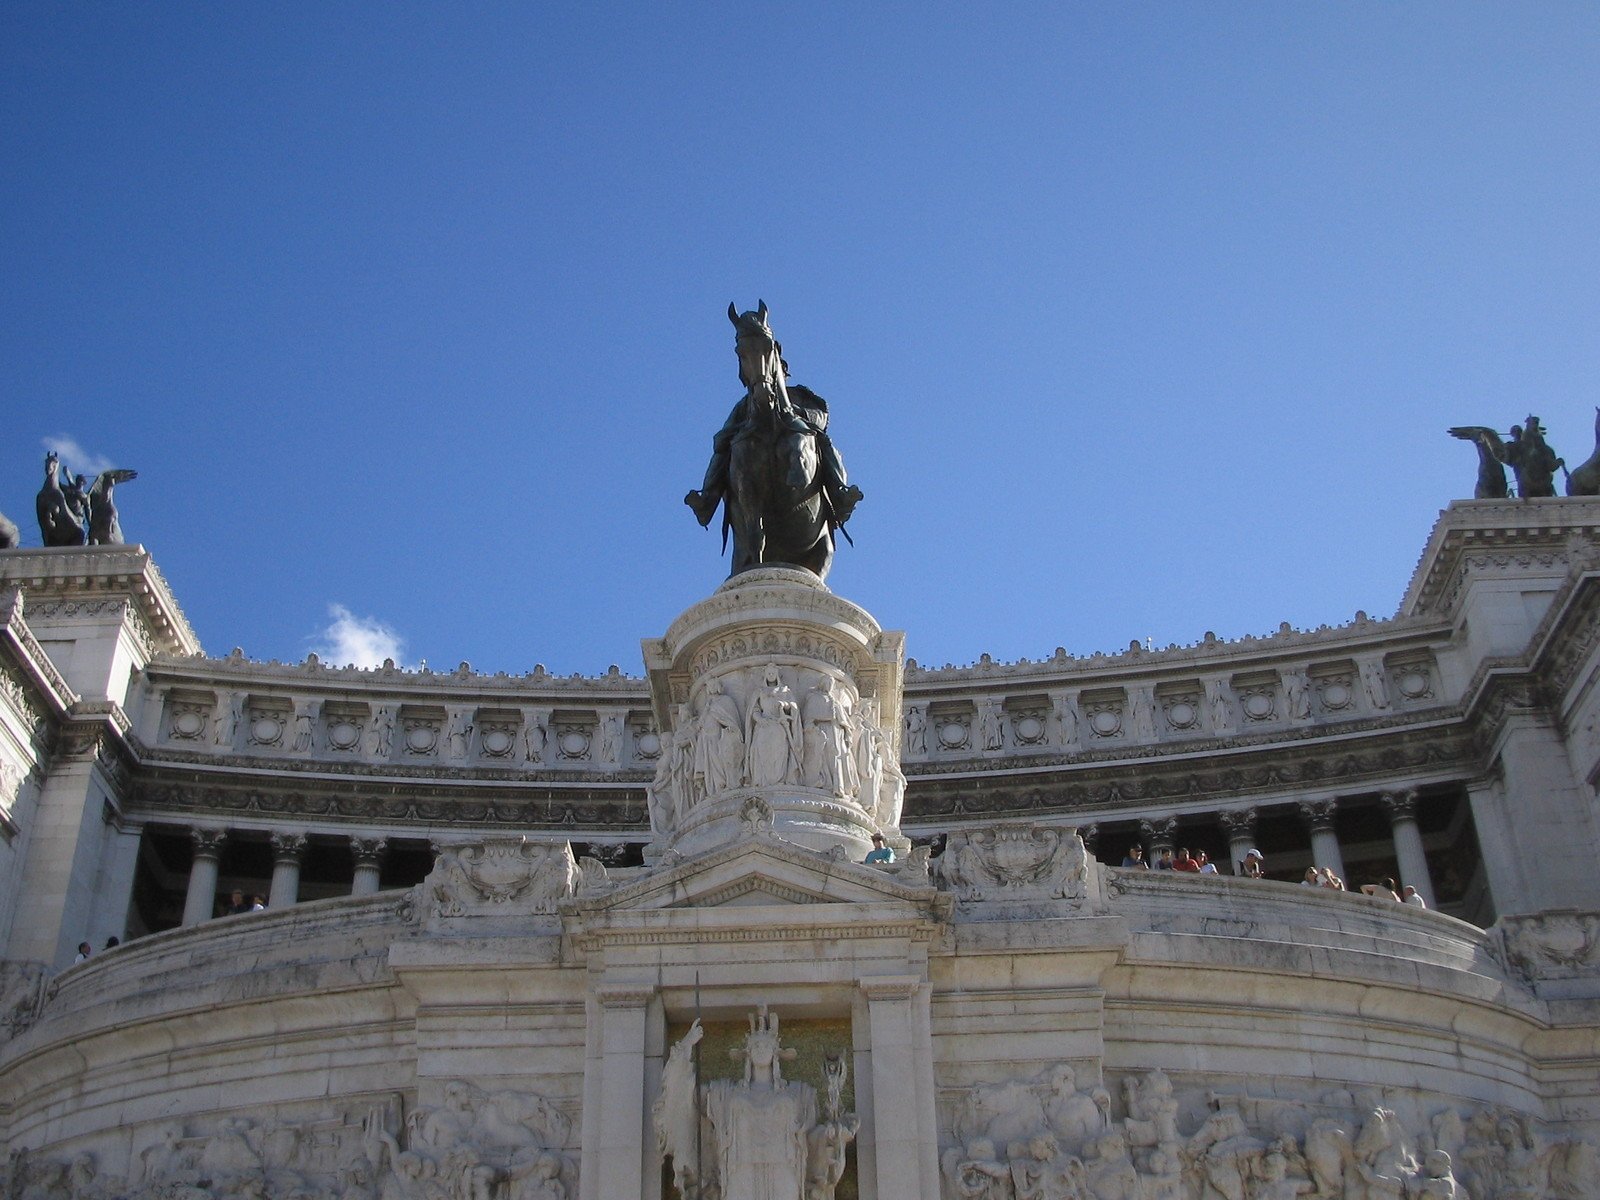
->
<box><xmin>729</xmin><ymin>300</ymin><xmax>783</xmax><ymax>391</ymax></box>
<box><xmin>43</xmin><ymin>451</ymin><xmax>59</xmax><ymax>481</ymax></box>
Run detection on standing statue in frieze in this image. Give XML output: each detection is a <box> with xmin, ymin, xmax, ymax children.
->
<box><xmin>976</xmin><ymin>698</ymin><xmax>1004</xmax><ymax>752</ymax></box>
<box><xmin>694</xmin><ymin>679</ymin><xmax>745</xmax><ymax>799</ymax></box>
<box><xmin>801</xmin><ymin>676</ymin><xmax>858</xmax><ymax>798</ymax></box>
<box><xmin>1053</xmin><ymin>691</ymin><xmax>1081</xmax><ymax>749</ymax></box>
<box><xmin>685</xmin><ymin>302</ymin><xmax>864</xmax><ymax>581</ymax></box>
<box><xmin>292</xmin><ymin>699</ymin><xmax>320</xmax><ymax>753</ymax></box>
<box><xmin>368</xmin><ymin>705</ymin><xmax>396</xmax><ymax>758</ymax></box>
<box><xmin>522</xmin><ymin>708</ymin><xmax>549</xmax><ymax>764</ymax></box>
<box><xmin>658</xmin><ymin>1006</ymin><xmax>842</xmax><ymax>1200</ymax></box>
<box><xmin>745</xmin><ymin>664</ymin><xmax>803</xmax><ymax>787</ymax></box>
<box><xmin>215</xmin><ymin>691</ymin><xmax>244</xmax><ymax>749</ymax></box>
<box><xmin>904</xmin><ymin>703</ymin><xmax>928</xmax><ymax>756</ymax></box>
<box><xmin>596</xmin><ymin>713</ymin><xmax>623</xmax><ymax>765</ymax></box>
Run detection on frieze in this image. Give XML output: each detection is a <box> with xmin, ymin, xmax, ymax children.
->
<box><xmin>902</xmin><ymin>724</ymin><xmax>1475</xmax><ymax>821</ymax></box>
<box><xmin>688</xmin><ymin>622</ymin><xmax>869</xmax><ymax>685</ymax></box>
<box><xmin>135</xmin><ymin>742</ymin><xmax>653</xmax><ymax>784</ymax></box>
<box><xmin>130</xmin><ymin>780</ymin><xmax>650</xmax><ymax>829</ymax></box>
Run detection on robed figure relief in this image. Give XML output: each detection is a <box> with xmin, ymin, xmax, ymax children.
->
<box><xmin>685</xmin><ymin>302</ymin><xmax>863</xmax><ymax>581</ymax></box>
<box><xmin>656</xmin><ymin>1007</ymin><xmax>853</xmax><ymax>1200</ymax></box>
<box><xmin>801</xmin><ymin>676</ymin><xmax>859</xmax><ymax>799</ymax></box>
<box><xmin>694</xmin><ymin>679</ymin><xmax>746</xmax><ymax>798</ymax></box>
<box><xmin>745</xmin><ymin>665</ymin><xmax>803</xmax><ymax>788</ymax></box>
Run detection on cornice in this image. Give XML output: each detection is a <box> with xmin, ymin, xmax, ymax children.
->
<box><xmin>0</xmin><ymin>588</ymin><xmax>78</xmax><ymax>716</ymax></box>
<box><xmin>0</xmin><ymin>545</ymin><xmax>200</xmax><ymax>656</ymax></box>
<box><xmin>1400</xmin><ymin>497</ymin><xmax>1600</xmax><ymax>619</ymax></box>
<box><xmin>904</xmin><ymin>613</ymin><xmax>1451</xmax><ymax>687</ymax></box>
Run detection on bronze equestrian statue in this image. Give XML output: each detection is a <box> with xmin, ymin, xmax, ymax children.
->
<box><xmin>686</xmin><ymin>302</ymin><xmax>863</xmax><ymax>580</ymax></box>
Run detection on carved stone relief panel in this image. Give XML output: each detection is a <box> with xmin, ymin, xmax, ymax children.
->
<box><xmin>1006</xmin><ymin>695</ymin><xmax>1051</xmax><ymax>750</ymax></box>
<box><xmin>399</xmin><ymin>706</ymin><xmax>444</xmax><ymax>758</ymax></box>
<box><xmin>936</xmin><ymin>822</ymin><xmax>1095</xmax><ymax>905</ymax></box>
<box><xmin>1232</xmin><ymin>672</ymin><xmax>1281</xmax><ymax>725</ymax></box>
<box><xmin>552</xmin><ymin>712</ymin><xmax>595</xmax><ymax>762</ymax></box>
<box><xmin>1387</xmin><ymin>652</ymin><xmax>1438</xmax><ymax>705</ymax></box>
<box><xmin>321</xmin><ymin>703</ymin><xmax>368</xmax><ymax>755</ymax></box>
<box><xmin>163</xmin><ymin>690</ymin><xmax>213</xmax><ymax>743</ymax></box>
<box><xmin>1156</xmin><ymin>682</ymin><xmax>1204</xmax><ymax>735</ymax></box>
<box><xmin>476</xmin><ymin>709</ymin><xmax>521</xmax><ymax>760</ymax></box>
<box><xmin>245</xmin><ymin>698</ymin><xmax>291</xmax><ymax>749</ymax></box>
<box><xmin>1310</xmin><ymin>661</ymin><xmax>1358</xmax><ymax>716</ymax></box>
<box><xmin>420</xmin><ymin>836</ymin><xmax>580</xmax><ymax>924</ymax></box>
<box><xmin>1080</xmin><ymin>689</ymin><xmax>1125</xmax><ymax>741</ymax></box>
<box><xmin>929</xmin><ymin>701</ymin><xmax>974</xmax><ymax>754</ymax></box>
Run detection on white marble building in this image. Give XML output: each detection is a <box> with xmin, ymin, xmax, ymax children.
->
<box><xmin>2</xmin><ymin>498</ymin><xmax>1599</xmax><ymax>1199</ymax></box>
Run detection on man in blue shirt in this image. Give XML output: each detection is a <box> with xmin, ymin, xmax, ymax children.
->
<box><xmin>864</xmin><ymin>834</ymin><xmax>894</xmax><ymax>864</ymax></box>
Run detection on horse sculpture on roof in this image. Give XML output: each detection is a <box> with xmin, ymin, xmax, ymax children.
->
<box><xmin>686</xmin><ymin>302</ymin><xmax>862</xmax><ymax>581</ymax></box>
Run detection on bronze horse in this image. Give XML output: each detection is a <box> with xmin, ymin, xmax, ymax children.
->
<box><xmin>689</xmin><ymin>303</ymin><xmax>858</xmax><ymax>580</ymax></box>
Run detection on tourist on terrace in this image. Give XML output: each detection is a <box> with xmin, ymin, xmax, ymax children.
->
<box><xmin>1241</xmin><ymin>849</ymin><xmax>1265</xmax><ymax>878</ymax></box>
<box><xmin>1402</xmin><ymin>885</ymin><xmax>1427</xmax><ymax>908</ymax></box>
<box><xmin>1318</xmin><ymin>867</ymin><xmax>1346</xmax><ymax>891</ymax></box>
<box><xmin>864</xmin><ymin>834</ymin><xmax>894</xmax><ymax>864</ymax></box>
<box><xmin>1154</xmin><ymin>849</ymin><xmax>1174</xmax><ymax>870</ymax></box>
<box><xmin>1172</xmin><ymin>848</ymin><xmax>1199</xmax><ymax>872</ymax></box>
<box><xmin>1121</xmin><ymin>845</ymin><xmax>1147</xmax><ymax>868</ymax></box>
<box><xmin>226</xmin><ymin>889</ymin><xmax>250</xmax><ymax>916</ymax></box>
<box><xmin>1302</xmin><ymin>868</ymin><xmax>1320</xmax><ymax>886</ymax></box>
<box><xmin>1196</xmin><ymin>852</ymin><xmax>1219</xmax><ymax>875</ymax></box>
<box><xmin>1361</xmin><ymin>877</ymin><xmax>1402</xmax><ymax>902</ymax></box>
<box><xmin>73</xmin><ymin>942</ymin><xmax>91</xmax><ymax>964</ymax></box>
<box><xmin>249</xmin><ymin>895</ymin><xmax>266</xmax><ymax>911</ymax></box>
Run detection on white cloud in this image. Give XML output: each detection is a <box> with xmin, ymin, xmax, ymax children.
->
<box><xmin>40</xmin><ymin>434</ymin><xmax>114</xmax><ymax>478</ymax></box>
<box><xmin>312</xmin><ymin>604</ymin><xmax>405</xmax><ymax>668</ymax></box>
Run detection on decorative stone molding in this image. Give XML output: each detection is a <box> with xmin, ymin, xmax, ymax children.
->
<box><xmin>936</xmin><ymin>822</ymin><xmax>1095</xmax><ymax>905</ymax></box>
<box><xmin>422</xmin><ymin>836</ymin><xmax>579</xmax><ymax>923</ymax></box>
<box><xmin>0</xmin><ymin>961</ymin><xmax>48</xmax><ymax>1043</ymax></box>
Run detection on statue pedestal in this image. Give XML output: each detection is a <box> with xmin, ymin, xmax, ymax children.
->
<box><xmin>642</xmin><ymin>567</ymin><xmax>906</xmax><ymax>862</ymax></box>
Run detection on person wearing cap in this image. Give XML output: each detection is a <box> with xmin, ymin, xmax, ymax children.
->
<box><xmin>1241</xmin><ymin>849</ymin><xmax>1265</xmax><ymax>878</ymax></box>
<box><xmin>864</xmin><ymin>833</ymin><xmax>894</xmax><ymax>864</ymax></box>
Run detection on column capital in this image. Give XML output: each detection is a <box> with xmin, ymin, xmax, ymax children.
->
<box><xmin>859</xmin><ymin>974</ymin><xmax>922</xmax><ymax>1002</ymax></box>
<box><xmin>350</xmin><ymin>836</ymin><xmax>389</xmax><ymax>867</ymax></box>
<box><xmin>1379</xmin><ymin>790</ymin><xmax>1420</xmax><ymax>823</ymax></box>
<box><xmin>1217</xmin><ymin>808</ymin><xmax>1258</xmax><ymax>838</ymax></box>
<box><xmin>1297</xmin><ymin>799</ymin><xmax>1338</xmax><ymax>833</ymax></box>
<box><xmin>189</xmin><ymin>827</ymin><xmax>228</xmax><ymax>858</ymax></box>
<box><xmin>270</xmin><ymin>832</ymin><xmax>308</xmax><ymax>863</ymax></box>
<box><xmin>1139</xmin><ymin>817</ymin><xmax>1178</xmax><ymax>844</ymax></box>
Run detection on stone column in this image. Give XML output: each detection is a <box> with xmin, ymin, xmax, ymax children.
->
<box><xmin>1380</xmin><ymin>790</ymin><xmax>1436</xmax><ymax>907</ymax></box>
<box><xmin>181</xmin><ymin>828</ymin><xmax>228</xmax><ymax>926</ymax></box>
<box><xmin>350</xmin><ymin>837</ymin><xmax>388</xmax><ymax>896</ymax></box>
<box><xmin>1298</xmin><ymin>799</ymin><xmax>1345</xmax><ymax>881</ymax></box>
<box><xmin>860</xmin><ymin>975</ymin><xmax>939</xmax><ymax>1200</ymax></box>
<box><xmin>1218</xmin><ymin>808</ymin><xmax>1257</xmax><ymax>876</ymax></box>
<box><xmin>582</xmin><ymin>985</ymin><xmax>653</xmax><ymax>1200</ymax></box>
<box><xmin>1139</xmin><ymin>817</ymin><xmax>1178</xmax><ymax>859</ymax></box>
<box><xmin>268</xmin><ymin>833</ymin><xmax>307</xmax><ymax>908</ymax></box>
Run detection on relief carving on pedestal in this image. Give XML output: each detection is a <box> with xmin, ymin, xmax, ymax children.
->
<box><xmin>1491</xmin><ymin>910</ymin><xmax>1600</xmax><ymax>981</ymax></box>
<box><xmin>935</xmin><ymin>823</ymin><xmax>1093</xmax><ymax>905</ymax></box>
<box><xmin>646</xmin><ymin>661</ymin><xmax>904</xmax><ymax>840</ymax></box>
<box><xmin>421</xmin><ymin>837</ymin><xmax>579</xmax><ymax>921</ymax></box>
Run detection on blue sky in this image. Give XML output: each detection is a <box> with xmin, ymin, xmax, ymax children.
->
<box><xmin>4</xmin><ymin>4</ymin><xmax>1598</xmax><ymax>674</ymax></box>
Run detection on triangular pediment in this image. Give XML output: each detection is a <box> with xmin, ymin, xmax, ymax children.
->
<box><xmin>576</xmin><ymin>836</ymin><xmax>940</xmax><ymax>915</ymax></box>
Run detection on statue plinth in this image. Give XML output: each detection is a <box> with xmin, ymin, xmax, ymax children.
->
<box><xmin>641</xmin><ymin>568</ymin><xmax>906</xmax><ymax>861</ymax></box>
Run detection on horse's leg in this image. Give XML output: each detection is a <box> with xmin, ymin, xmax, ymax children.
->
<box><xmin>727</xmin><ymin>496</ymin><xmax>763</xmax><ymax>574</ymax></box>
